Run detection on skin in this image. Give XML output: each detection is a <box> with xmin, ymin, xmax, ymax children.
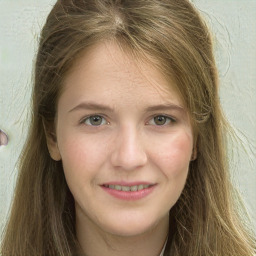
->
<box><xmin>46</xmin><ymin>41</ymin><xmax>194</xmax><ymax>256</ymax></box>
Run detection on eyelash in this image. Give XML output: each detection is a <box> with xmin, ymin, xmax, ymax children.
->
<box><xmin>80</xmin><ymin>114</ymin><xmax>176</xmax><ymax>127</ymax></box>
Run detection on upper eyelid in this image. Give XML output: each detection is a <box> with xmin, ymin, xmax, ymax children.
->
<box><xmin>147</xmin><ymin>114</ymin><xmax>177</xmax><ymax>122</ymax></box>
<box><xmin>79</xmin><ymin>114</ymin><xmax>109</xmax><ymax>123</ymax></box>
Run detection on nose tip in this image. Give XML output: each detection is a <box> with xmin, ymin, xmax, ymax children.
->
<box><xmin>110</xmin><ymin>129</ymin><xmax>147</xmax><ymax>171</ymax></box>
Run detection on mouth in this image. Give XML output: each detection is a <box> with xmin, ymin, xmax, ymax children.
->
<box><xmin>100</xmin><ymin>182</ymin><xmax>156</xmax><ymax>200</ymax></box>
<box><xmin>102</xmin><ymin>184</ymin><xmax>153</xmax><ymax>192</ymax></box>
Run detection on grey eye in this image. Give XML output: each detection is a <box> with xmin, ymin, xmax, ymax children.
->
<box><xmin>84</xmin><ymin>115</ymin><xmax>107</xmax><ymax>126</ymax></box>
<box><xmin>148</xmin><ymin>115</ymin><xmax>176</xmax><ymax>126</ymax></box>
<box><xmin>154</xmin><ymin>116</ymin><xmax>168</xmax><ymax>125</ymax></box>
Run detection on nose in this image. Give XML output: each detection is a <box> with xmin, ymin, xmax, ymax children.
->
<box><xmin>110</xmin><ymin>126</ymin><xmax>148</xmax><ymax>171</ymax></box>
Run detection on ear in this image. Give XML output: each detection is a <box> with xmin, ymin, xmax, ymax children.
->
<box><xmin>191</xmin><ymin>132</ymin><xmax>198</xmax><ymax>161</ymax></box>
<box><xmin>43</xmin><ymin>119</ymin><xmax>61</xmax><ymax>161</ymax></box>
<box><xmin>191</xmin><ymin>147</ymin><xmax>197</xmax><ymax>161</ymax></box>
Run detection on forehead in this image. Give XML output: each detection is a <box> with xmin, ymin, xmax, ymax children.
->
<box><xmin>60</xmin><ymin>40</ymin><xmax>183</xmax><ymax>109</ymax></box>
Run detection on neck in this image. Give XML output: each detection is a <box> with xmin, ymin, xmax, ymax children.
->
<box><xmin>76</xmin><ymin>212</ymin><xmax>169</xmax><ymax>256</ymax></box>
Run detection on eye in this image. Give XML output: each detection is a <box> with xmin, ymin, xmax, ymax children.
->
<box><xmin>148</xmin><ymin>115</ymin><xmax>176</xmax><ymax>126</ymax></box>
<box><xmin>83</xmin><ymin>115</ymin><xmax>108</xmax><ymax>126</ymax></box>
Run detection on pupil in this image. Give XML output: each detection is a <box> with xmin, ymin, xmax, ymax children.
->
<box><xmin>90</xmin><ymin>116</ymin><xmax>102</xmax><ymax>125</ymax></box>
<box><xmin>154</xmin><ymin>116</ymin><xmax>166</xmax><ymax>125</ymax></box>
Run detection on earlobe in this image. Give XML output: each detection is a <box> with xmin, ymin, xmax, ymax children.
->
<box><xmin>43</xmin><ymin>119</ymin><xmax>61</xmax><ymax>161</ymax></box>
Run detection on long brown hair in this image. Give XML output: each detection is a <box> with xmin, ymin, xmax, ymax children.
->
<box><xmin>1</xmin><ymin>0</ymin><xmax>255</xmax><ymax>255</ymax></box>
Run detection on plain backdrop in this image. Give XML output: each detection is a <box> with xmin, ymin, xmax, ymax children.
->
<box><xmin>0</xmin><ymin>0</ymin><xmax>255</xmax><ymax>235</ymax></box>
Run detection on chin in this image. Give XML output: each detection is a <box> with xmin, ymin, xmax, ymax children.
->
<box><xmin>99</xmin><ymin>212</ymin><xmax>164</xmax><ymax>237</ymax></box>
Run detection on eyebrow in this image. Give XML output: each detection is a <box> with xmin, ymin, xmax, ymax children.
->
<box><xmin>68</xmin><ymin>102</ymin><xmax>185</xmax><ymax>113</ymax></box>
<box><xmin>69</xmin><ymin>102</ymin><xmax>114</xmax><ymax>113</ymax></box>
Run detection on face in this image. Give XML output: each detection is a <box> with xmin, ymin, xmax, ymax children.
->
<box><xmin>47</xmin><ymin>41</ymin><xmax>194</xmax><ymax>238</ymax></box>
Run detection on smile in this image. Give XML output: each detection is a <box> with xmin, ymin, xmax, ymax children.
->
<box><xmin>103</xmin><ymin>184</ymin><xmax>152</xmax><ymax>192</ymax></box>
<box><xmin>101</xmin><ymin>183</ymin><xmax>156</xmax><ymax>201</ymax></box>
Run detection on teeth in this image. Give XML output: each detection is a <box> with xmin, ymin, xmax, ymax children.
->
<box><xmin>114</xmin><ymin>185</ymin><xmax>122</xmax><ymax>191</ymax></box>
<box><xmin>106</xmin><ymin>184</ymin><xmax>151</xmax><ymax>192</ymax></box>
<box><xmin>130</xmin><ymin>185</ymin><xmax>138</xmax><ymax>192</ymax></box>
<box><xmin>138</xmin><ymin>184</ymin><xmax>144</xmax><ymax>190</ymax></box>
<box><xmin>122</xmin><ymin>186</ymin><xmax>130</xmax><ymax>192</ymax></box>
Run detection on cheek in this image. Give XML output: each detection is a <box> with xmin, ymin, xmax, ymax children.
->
<box><xmin>57</xmin><ymin>132</ymin><xmax>108</xmax><ymax>178</ymax></box>
<box><xmin>57</xmin><ymin>134</ymin><xmax>110</xmax><ymax>203</ymax></box>
<box><xmin>150</xmin><ymin>132</ymin><xmax>193</xmax><ymax>175</ymax></box>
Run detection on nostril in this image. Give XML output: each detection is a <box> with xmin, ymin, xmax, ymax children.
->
<box><xmin>0</xmin><ymin>129</ymin><xmax>8</xmax><ymax>146</ymax></box>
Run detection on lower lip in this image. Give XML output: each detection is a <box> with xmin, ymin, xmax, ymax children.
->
<box><xmin>101</xmin><ymin>185</ymin><xmax>156</xmax><ymax>201</ymax></box>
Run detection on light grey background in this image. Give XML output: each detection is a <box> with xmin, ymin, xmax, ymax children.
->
<box><xmin>0</xmin><ymin>0</ymin><xmax>255</xmax><ymax>235</ymax></box>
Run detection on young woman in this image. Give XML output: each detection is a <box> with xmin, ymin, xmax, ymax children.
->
<box><xmin>1</xmin><ymin>0</ymin><xmax>255</xmax><ymax>255</ymax></box>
